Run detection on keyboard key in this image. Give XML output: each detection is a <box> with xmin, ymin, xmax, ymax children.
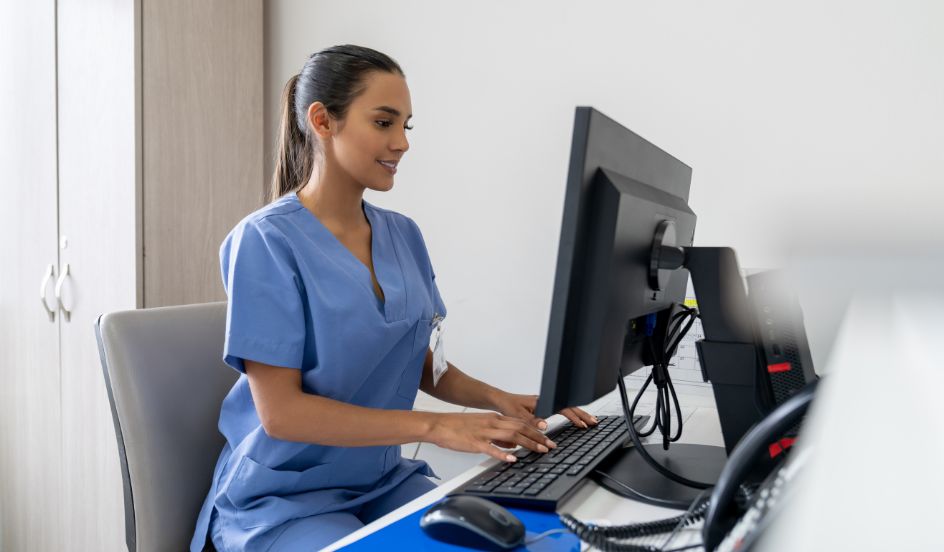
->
<box><xmin>535</xmin><ymin>455</ymin><xmax>563</xmax><ymax>465</ymax></box>
<box><xmin>514</xmin><ymin>448</ymin><xmax>531</xmax><ymax>459</ymax></box>
<box><xmin>564</xmin><ymin>453</ymin><xmax>585</xmax><ymax>464</ymax></box>
<box><xmin>494</xmin><ymin>485</ymin><xmax>525</xmax><ymax>495</ymax></box>
<box><xmin>467</xmin><ymin>483</ymin><xmax>499</xmax><ymax>493</ymax></box>
<box><xmin>470</xmin><ymin>472</ymin><xmax>498</xmax><ymax>485</ymax></box>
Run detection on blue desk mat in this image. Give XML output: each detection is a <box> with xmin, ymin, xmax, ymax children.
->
<box><xmin>340</xmin><ymin>499</ymin><xmax>581</xmax><ymax>551</ymax></box>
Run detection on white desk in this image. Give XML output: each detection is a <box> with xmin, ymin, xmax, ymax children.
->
<box><xmin>325</xmin><ymin>381</ymin><xmax>723</xmax><ymax>551</ymax></box>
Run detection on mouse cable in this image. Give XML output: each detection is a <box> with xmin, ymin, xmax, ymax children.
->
<box><xmin>523</xmin><ymin>528</ymin><xmax>572</xmax><ymax>546</ymax></box>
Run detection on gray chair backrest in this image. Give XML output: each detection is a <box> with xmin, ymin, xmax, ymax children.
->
<box><xmin>95</xmin><ymin>302</ymin><xmax>238</xmax><ymax>552</ymax></box>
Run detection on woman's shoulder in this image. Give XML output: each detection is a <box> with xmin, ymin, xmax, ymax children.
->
<box><xmin>221</xmin><ymin>194</ymin><xmax>305</xmax><ymax>257</ymax></box>
<box><xmin>237</xmin><ymin>193</ymin><xmax>306</xmax><ymax>229</ymax></box>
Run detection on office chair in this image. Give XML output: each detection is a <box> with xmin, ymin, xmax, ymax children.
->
<box><xmin>95</xmin><ymin>302</ymin><xmax>237</xmax><ymax>552</ymax></box>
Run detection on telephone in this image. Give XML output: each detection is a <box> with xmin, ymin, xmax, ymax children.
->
<box><xmin>703</xmin><ymin>378</ymin><xmax>818</xmax><ymax>550</ymax></box>
<box><xmin>560</xmin><ymin>379</ymin><xmax>818</xmax><ymax>551</ymax></box>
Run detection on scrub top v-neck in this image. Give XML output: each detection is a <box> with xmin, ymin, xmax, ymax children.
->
<box><xmin>190</xmin><ymin>192</ymin><xmax>447</xmax><ymax>551</ymax></box>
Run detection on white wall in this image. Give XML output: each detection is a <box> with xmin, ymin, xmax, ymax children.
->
<box><xmin>265</xmin><ymin>0</ymin><xmax>944</xmax><ymax>394</ymax></box>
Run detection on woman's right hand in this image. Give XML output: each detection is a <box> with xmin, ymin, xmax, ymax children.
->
<box><xmin>427</xmin><ymin>412</ymin><xmax>558</xmax><ymax>463</ymax></box>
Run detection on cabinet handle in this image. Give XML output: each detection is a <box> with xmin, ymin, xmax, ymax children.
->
<box><xmin>55</xmin><ymin>263</ymin><xmax>72</xmax><ymax>322</ymax></box>
<box><xmin>40</xmin><ymin>264</ymin><xmax>57</xmax><ymax>322</ymax></box>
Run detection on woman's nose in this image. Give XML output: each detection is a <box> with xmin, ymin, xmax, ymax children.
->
<box><xmin>392</xmin><ymin>128</ymin><xmax>409</xmax><ymax>153</ymax></box>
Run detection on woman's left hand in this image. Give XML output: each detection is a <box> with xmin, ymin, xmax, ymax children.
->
<box><xmin>490</xmin><ymin>391</ymin><xmax>599</xmax><ymax>447</ymax></box>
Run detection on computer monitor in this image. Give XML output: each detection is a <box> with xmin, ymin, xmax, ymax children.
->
<box><xmin>534</xmin><ymin>107</ymin><xmax>817</xmax><ymax>506</ymax></box>
<box><xmin>535</xmin><ymin>107</ymin><xmax>696</xmax><ymax>418</ymax></box>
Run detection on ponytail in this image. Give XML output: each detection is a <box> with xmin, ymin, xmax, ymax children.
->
<box><xmin>269</xmin><ymin>74</ymin><xmax>313</xmax><ymax>203</ymax></box>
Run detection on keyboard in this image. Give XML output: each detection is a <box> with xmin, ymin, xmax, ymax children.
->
<box><xmin>450</xmin><ymin>414</ymin><xmax>648</xmax><ymax>511</ymax></box>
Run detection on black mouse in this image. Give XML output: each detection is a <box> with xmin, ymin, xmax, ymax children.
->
<box><xmin>420</xmin><ymin>494</ymin><xmax>526</xmax><ymax>551</ymax></box>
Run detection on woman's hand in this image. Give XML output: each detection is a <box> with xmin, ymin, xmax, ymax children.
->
<box><xmin>491</xmin><ymin>391</ymin><xmax>599</xmax><ymax>438</ymax></box>
<box><xmin>427</xmin><ymin>412</ymin><xmax>558</xmax><ymax>463</ymax></box>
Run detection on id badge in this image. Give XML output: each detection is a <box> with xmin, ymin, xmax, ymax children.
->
<box><xmin>431</xmin><ymin>313</ymin><xmax>447</xmax><ymax>386</ymax></box>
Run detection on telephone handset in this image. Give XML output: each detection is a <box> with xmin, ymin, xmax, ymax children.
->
<box><xmin>702</xmin><ymin>378</ymin><xmax>819</xmax><ymax>550</ymax></box>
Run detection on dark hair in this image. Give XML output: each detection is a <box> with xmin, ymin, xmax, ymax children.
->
<box><xmin>269</xmin><ymin>45</ymin><xmax>405</xmax><ymax>203</ymax></box>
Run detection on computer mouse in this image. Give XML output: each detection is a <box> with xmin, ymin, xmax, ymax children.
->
<box><xmin>420</xmin><ymin>494</ymin><xmax>526</xmax><ymax>551</ymax></box>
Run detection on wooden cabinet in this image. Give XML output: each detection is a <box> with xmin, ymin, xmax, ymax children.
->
<box><xmin>0</xmin><ymin>1</ymin><xmax>262</xmax><ymax>550</ymax></box>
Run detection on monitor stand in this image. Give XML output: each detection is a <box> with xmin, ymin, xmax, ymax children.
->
<box><xmin>594</xmin><ymin>443</ymin><xmax>727</xmax><ymax>506</ymax></box>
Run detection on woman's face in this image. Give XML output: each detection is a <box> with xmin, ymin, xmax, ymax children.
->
<box><xmin>312</xmin><ymin>71</ymin><xmax>413</xmax><ymax>193</ymax></box>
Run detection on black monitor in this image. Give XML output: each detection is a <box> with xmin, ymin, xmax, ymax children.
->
<box><xmin>534</xmin><ymin>107</ymin><xmax>817</xmax><ymax>506</ymax></box>
<box><xmin>536</xmin><ymin>107</ymin><xmax>696</xmax><ymax>418</ymax></box>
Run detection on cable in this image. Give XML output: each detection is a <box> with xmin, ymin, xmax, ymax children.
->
<box><xmin>619</xmin><ymin>366</ymin><xmax>713</xmax><ymax>490</ymax></box>
<box><xmin>631</xmin><ymin>307</ymin><xmax>696</xmax><ymax>448</ymax></box>
<box><xmin>658</xmin><ymin>489</ymin><xmax>711</xmax><ymax>550</ymax></box>
<box><xmin>559</xmin><ymin>491</ymin><xmax>709</xmax><ymax>551</ymax></box>
<box><xmin>524</xmin><ymin>528</ymin><xmax>572</xmax><ymax>545</ymax></box>
<box><xmin>620</xmin><ymin>305</ymin><xmax>713</xmax><ymax>490</ymax></box>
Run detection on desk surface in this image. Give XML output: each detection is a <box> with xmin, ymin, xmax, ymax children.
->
<box><xmin>325</xmin><ymin>382</ymin><xmax>722</xmax><ymax>551</ymax></box>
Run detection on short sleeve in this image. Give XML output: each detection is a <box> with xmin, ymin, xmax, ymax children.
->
<box><xmin>219</xmin><ymin>220</ymin><xmax>306</xmax><ymax>373</ymax></box>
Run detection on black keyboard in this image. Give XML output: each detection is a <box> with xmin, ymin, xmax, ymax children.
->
<box><xmin>450</xmin><ymin>414</ymin><xmax>648</xmax><ymax>511</ymax></box>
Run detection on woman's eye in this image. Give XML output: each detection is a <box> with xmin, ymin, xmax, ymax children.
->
<box><xmin>376</xmin><ymin>120</ymin><xmax>413</xmax><ymax>130</ymax></box>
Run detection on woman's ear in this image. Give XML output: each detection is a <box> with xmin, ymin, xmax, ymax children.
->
<box><xmin>307</xmin><ymin>102</ymin><xmax>333</xmax><ymax>139</ymax></box>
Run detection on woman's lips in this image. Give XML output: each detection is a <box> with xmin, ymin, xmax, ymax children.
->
<box><xmin>377</xmin><ymin>160</ymin><xmax>397</xmax><ymax>174</ymax></box>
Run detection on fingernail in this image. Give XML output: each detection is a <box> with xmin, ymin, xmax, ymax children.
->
<box><xmin>539</xmin><ymin>445</ymin><xmax>548</xmax><ymax>453</ymax></box>
<box><xmin>538</xmin><ymin>420</ymin><xmax>548</xmax><ymax>430</ymax></box>
<box><xmin>546</xmin><ymin>439</ymin><xmax>557</xmax><ymax>449</ymax></box>
<box><xmin>591</xmin><ymin>416</ymin><xmax>599</xmax><ymax>424</ymax></box>
<box><xmin>581</xmin><ymin>421</ymin><xmax>588</xmax><ymax>428</ymax></box>
<box><xmin>506</xmin><ymin>455</ymin><xmax>516</xmax><ymax>462</ymax></box>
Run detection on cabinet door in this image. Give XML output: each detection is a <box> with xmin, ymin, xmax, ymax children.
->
<box><xmin>0</xmin><ymin>1</ymin><xmax>63</xmax><ymax>550</ymax></box>
<box><xmin>57</xmin><ymin>0</ymin><xmax>138</xmax><ymax>549</ymax></box>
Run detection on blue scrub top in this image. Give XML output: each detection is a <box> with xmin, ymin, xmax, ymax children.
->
<box><xmin>191</xmin><ymin>192</ymin><xmax>446</xmax><ymax>550</ymax></box>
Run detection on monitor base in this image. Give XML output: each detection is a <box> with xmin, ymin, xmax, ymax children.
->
<box><xmin>594</xmin><ymin>443</ymin><xmax>727</xmax><ymax>507</ymax></box>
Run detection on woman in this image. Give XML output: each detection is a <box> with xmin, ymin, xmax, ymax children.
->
<box><xmin>191</xmin><ymin>44</ymin><xmax>597</xmax><ymax>552</ymax></box>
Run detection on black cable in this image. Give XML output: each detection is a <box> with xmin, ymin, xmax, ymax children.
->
<box><xmin>631</xmin><ymin>306</ymin><xmax>697</xmax><ymax>449</ymax></box>
<box><xmin>659</xmin><ymin>489</ymin><xmax>712</xmax><ymax>550</ymax></box>
<box><xmin>620</xmin><ymin>374</ymin><xmax>712</xmax><ymax>489</ymax></box>
<box><xmin>559</xmin><ymin>491</ymin><xmax>708</xmax><ymax>551</ymax></box>
<box><xmin>622</xmin><ymin>304</ymin><xmax>713</xmax><ymax>490</ymax></box>
<box><xmin>631</xmin><ymin>370</ymin><xmax>657</xmax><ymax>437</ymax></box>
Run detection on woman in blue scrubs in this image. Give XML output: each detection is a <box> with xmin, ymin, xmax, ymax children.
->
<box><xmin>191</xmin><ymin>45</ymin><xmax>597</xmax><ymax>552</ymax></box>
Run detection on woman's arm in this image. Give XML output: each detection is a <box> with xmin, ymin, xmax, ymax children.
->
<box><xmin>418</xmin><ymin>348</ymin><xmax>599</xmax><ymax>429</ymax></box>
<box><xmin>417</xmin><ymin>348</ymin><xmax>504</xmax><ymax>412</ymax></box>
<box><xmin>244</xmin><ymin>359</ymin><xmax>557</xmax><ymax>462</ymax></box>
